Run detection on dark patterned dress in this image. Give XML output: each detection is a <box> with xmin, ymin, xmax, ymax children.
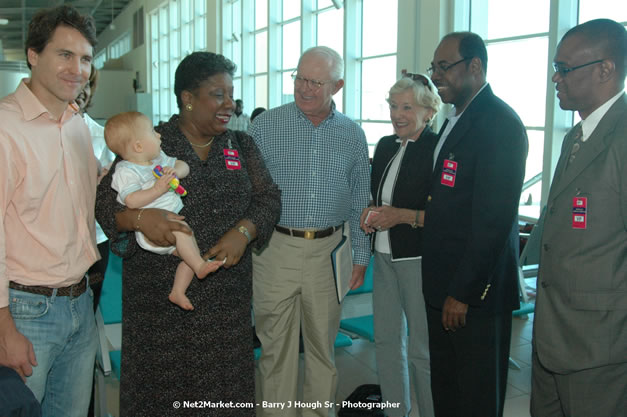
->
<box><xmin>95</xmin><ymin>115</ymin><xmax>281</xmax><ymax>416</ymax></box>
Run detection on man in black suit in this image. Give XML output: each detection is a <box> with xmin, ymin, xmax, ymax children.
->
<box><xmin>421</xmin><ymin>32</ymin><xmax>528</xmax><ymax>417</ymax></box>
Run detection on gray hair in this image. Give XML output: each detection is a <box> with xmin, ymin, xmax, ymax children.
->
<box><xmin>387</xmin><ymin>76</ymin><xmax>442</xmax><ymax>117</ymax></box>
<box><xmin>300</xmin><ymin>46</ymin><xmax>344</xmax><ymax>81</ymax></box>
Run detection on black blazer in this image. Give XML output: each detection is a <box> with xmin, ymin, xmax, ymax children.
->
<box><xmin>370</xmin><ymin>128</ymin><xmax>438</xmax><ymax>259</ymax></box>
<box><xmin>422</xmin><ymin>85</ymin><xmax>528</xmax><ymax>314</ymax></box>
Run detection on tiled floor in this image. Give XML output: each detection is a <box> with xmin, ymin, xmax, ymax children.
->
<box><xmin>99</xmin><ymin>313</ymin><xmax>534</xmax><ymax>416</ymax></box>
<box><xmin>334</xmin><ymin>314</ymin><xmax>535</xmax><ymax>417</ymax></box>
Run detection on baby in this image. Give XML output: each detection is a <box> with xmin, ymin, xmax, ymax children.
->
<box><xmin>104</xmin><ymin>111</ymin><xmax>222</xmax><ymax>310</ymax></box>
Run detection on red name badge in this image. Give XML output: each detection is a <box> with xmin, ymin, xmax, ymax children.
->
<box><xmin>224</xmin><ymin>149</ymin><xmax>241</xmax><ymax>170</ymax></box>
<box><xmin>441</xmin><ymin>159</ymin><xmax>457</xmax><ymax>187</ymax></box>
<box><xmin>572</xmin><ymin>197</ymin><xmax>587</xmax><ymax>229</ymax></box>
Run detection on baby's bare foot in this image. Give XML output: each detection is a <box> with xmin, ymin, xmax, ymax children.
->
<box><xmin>196</xmin><ymin>260</ymin><xmax>223</xmax><ymax>279</ymax></box>
<box><xmin>169</xmin><ymin>292</ymin><xmax>194</xmax><ymax>310</ymax></box>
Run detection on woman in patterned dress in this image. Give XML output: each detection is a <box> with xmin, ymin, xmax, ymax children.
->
<box><xmin>96</xmin><ymin>52</ymin><xmax>281</xmax><ymax>416</ymax></box>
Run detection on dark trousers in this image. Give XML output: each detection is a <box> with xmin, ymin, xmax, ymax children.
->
<box><xmin>0</xmin><ymin>366</ymin><xmax>41</xmax><ymax>417</ymax></box>
<box><xmin>426</xmin><ymin>304</ymin><xmax>512</xmax><ymax>417</ymax></box>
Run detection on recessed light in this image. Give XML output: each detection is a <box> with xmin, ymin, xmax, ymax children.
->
<box><xmin>0</xmin><ymin>18</ymin><xmax>9</xmax><ymax>25</ymax></box>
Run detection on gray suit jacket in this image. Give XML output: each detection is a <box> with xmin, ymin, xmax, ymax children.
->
<box><xmin>534</xmin><ymin>93</ymin><xmax>627</xmax><ymax>373</ymax></box>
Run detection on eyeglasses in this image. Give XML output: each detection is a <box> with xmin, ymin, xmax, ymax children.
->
<box><xmin>553</xmin><ymin>59</ymin><xmax>605</xmax><ymax>77</ymax></box>
<box><xmin>291</xmin><ymin>71</ymin><xmax>333</xmax><ymax>90</ymax></box>
<box><xmin>427</xmin><ymin>57</ymin><xmax>471</xmax><ymax>76</ymax></box>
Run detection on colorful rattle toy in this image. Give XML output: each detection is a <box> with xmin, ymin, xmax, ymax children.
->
<box><xmin>153</xmin><ymin>165</ymin><xmax>187</xmax><ymax>196</ymax></box>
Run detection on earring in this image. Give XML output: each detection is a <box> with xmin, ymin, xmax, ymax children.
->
<box><xmin>185</xmin><ymin>103</ymin><xmax>193</xmax><ymax>111</ymax></box>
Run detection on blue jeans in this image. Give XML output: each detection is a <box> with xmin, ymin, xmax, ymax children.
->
<box><xmin>9</xmin><ymin>283</ymin><xmax>97</xmax><ymax>417</ymax></box>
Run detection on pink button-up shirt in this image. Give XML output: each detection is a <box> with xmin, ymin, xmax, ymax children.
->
<box><xmin>0</xmin><ymin>80</ymin><xmax>100</xmax><ymax>308</ymax></box>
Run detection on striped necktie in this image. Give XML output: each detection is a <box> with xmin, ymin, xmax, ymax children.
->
<box><xmin>566</xmin><ymin>123</ymin><xmax>583</xmax><ymax>169</ymax></box>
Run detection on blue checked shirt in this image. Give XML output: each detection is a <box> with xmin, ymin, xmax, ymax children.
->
<box><xmin>249</xmin><ymin>101</ymin><xmax>371</xmax><ymax>266</ymax></box>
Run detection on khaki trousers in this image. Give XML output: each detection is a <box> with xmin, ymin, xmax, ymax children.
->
<box><xmin>253</xmin><ymin>229</ymin><xmax>343</xmax><ymax>417</ymax></box>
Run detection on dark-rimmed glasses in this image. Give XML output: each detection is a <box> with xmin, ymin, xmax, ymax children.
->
<box><xmin>427</xmin><ymin>57</ymin><xmax>471</xmax><ymax>76</ymax></box>
<box><xmin>291</xmin><ymin>70</ymin><xmax>333</xmax><ymax>90</ymax></box>
<box><xmin>553</xmin><ymin>59</ymin><xmax>605</xmax><ymax>77</ymax></box>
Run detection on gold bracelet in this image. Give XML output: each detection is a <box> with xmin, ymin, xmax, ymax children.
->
<box><xmin>135</xmin><ymin>208</ymin><xmax>146</xmax><ymax>231</ymax></box>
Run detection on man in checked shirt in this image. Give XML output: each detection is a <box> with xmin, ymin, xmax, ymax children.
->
<box><xmin>250</xmin><ymin>46</ymin><xmax>370</xmax><ymax>417</ymax></box>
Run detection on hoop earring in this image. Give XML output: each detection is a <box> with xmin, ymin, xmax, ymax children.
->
<box><xmin>185</xmin><ymin>103</ymin><xmax>193</xmax><ymax>111</ymax></box>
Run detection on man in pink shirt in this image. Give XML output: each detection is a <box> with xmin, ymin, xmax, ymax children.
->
<box><xmin>0</xmin><ymin>6</ymin><xmax>100</xmax><ymax>416</ymax></box>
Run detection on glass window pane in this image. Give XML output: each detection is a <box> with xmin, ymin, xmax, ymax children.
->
<box><xmin>283</xmin><ymin>22</ymin><xmax>301</xmax><ymax>69</ymax></box>
<box><xmin>181</xmin><ymin>24</ymin><xmax>191</xmax><ymax>55</ymax></box>
<box><xmin>256</xmin><ymin>0</ymin><xmax>268</xmax><ymax>30</ymax></box>
<box><xmin>317</xmin><ymin>9</ymin><xmax>343</xmax><ymax>58</ymax></box>
<box><xmin>334</xmin><ymin>89</ymin><xmax>343</xmax><ymax>114</ymax></box>
<box><xmin>361</xmin><ymin>56</ymin><xmax>398</xmax><ymax>121</ymax></box>
<box><xmin>194</xmin><ymin>0</ymin><xmax>206</xmax><ymax>15</ymax></box>
<box><xmin>170</xmin><ymin>30</ymin><xmax>179</xmax><ymax>59</ymax></box>
<box><xmin>579</xmin><ymin>1</ymin><xmax>627</xmax><ymax>23</ymax></box>
<box><xmin>169</xmin><ymin>1</ymin><xmax>178</xmax><ymax>29</ymax></box>
<box><xmin>317</xmin><ymin>0</ymin><xmax>333</xmax><ymax>9</ymax></box>
<box><xmin>482</xmin><ymin>0</ymin><xmax>549</xmax><ymax>39</ymax></box>
<box><xmin>160</xmin><ymin>7</ymin><xmax>168</xmax><ymax>35</ymax></box>
<box><xmin>232</xmin><ymin>78</ymin><xmax>242</xmax><ymax>102</ymax></box>
<box><xmin>255</xmin><ymin>75</ymin><xmax>268</xmax><ymax>109</ymax></box>
<box><xmin>361</xmin><ymin>122</ymin><xmax>394</xmax><ymax>157</ymax></box>
<box><xmin>281</xmin><ymin>71</ymin><xmax>295</xmax><ymax>105</ymax></box>
<box><xmin>181</xmin><ymin>0</ymin><xmax>191</xmax><ymax>23</ymax></box>
<box><xmin>255</xmin><ymin>31</ymin><xmax>268</xmax><ymax>73</ymax></box>
<box><xmin>151</xmin><ymin>14</ymin><xmax>159</xmax><ymax>40</ymax></box>
<box><xmin>283</xmin><ymin>0</ymin><xmax>300</xmax><ymax>20</ymax></box>
<box><xmin>486</xmin><ymin>37</ymin><xmax>548</xmax><ymax>127</ymax></box>
<box><xmin>195</xmin><ymin>17</ymin><xmax>206</xmax><ymax>50</ymax></box>
<box><xmin>362</xmin><ymin>0</ymin><xmax>397</xmax><ymax>56</ymax></box>
<box><xmin>519</xmin><ymin>181</ymin><xmax>542</xmax><ymax>219</ymax></box>
<box><xmin>524</xmin><ymin>129</ymin><xmax>544</xmax><ymax>183</ymax></box>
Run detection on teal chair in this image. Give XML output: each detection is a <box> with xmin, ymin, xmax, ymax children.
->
<box><xmin>339</xmin><ymin>256</ymin><xmax>376</xmax><ymax>342</ymax></box>
<box><xmin>94</xmin><ymin>251</ymin><xmax>122</xmax><ymax>417</ymax></box>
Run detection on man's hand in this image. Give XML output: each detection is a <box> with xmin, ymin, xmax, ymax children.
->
<box><xmin>442</xmin><ymin>296</ymin><xmax>468</xmax><ymax>331</ymax></box>
<box><xmin>349</xmin><ymin>264</ymin><xmax>367</xmax><ymax>290</ymax></box>
<box><xmin>138</xmin><ymin>208</ymin><xmax>192</xmax><ymax>247</ymax></box>
<box><xmin>0</xmin><ymin>307</ymin><xmax>37</xmax><ymax>382</ymax></box>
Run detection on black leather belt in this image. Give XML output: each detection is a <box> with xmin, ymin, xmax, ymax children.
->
<box><xmin>275</xmin><ymin>225</ymin><xmax>342</xmax><ymax>240</ymax></box>
<box><xmin>9</xmin><ymin>276</ymin><xmax>88</xmax><ymax>297</ymax></box>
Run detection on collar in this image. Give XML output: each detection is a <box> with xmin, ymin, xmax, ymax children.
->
<box><xmin>15</xmin><ymin>78</ymin><xmax>80</xmax><ymax>122</ymax></box>
<box><xmin>295</xmin><ymin>100</ymin><xmax>337</xmax><ymax>124</ymax></box>
<box><xmin>580</xmin><ymin>91</ymin><xmax>624</xmax><ymax>142</ymax></box>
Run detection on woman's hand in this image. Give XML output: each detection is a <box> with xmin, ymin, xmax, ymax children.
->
<box><xmin>364</xmin><ymin>205</ymin><xmax>403</xmax><ymax>231</ymax></box>
<box><xmin>204</xmin><ymin>228</ymin><xmax>249</xmax><ymax>269</ymax></box>
<box><xmin>360</xmin><ymin>206</ymin><xmax>377</xmax><ymax>234</ymax></box>
<box><xmin>135</xmin><ymin>208</ymin><xmax>192</xmax><ymax>247</ymax></box>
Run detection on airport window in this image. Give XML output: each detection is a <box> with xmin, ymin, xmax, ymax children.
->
<box><xmin>221</xmin><ymin>0</ymin><xmax>398</xmax><ymax>155</ymax></box>
<box><xmin>109</xmin><ymin>32</ymin><xmax>132</xmax><ymax>60</ymax></box>
<box><xmin>149</xmin><ymin>0</ymin><xmax>207</xmax><ymax>125</ymax></box>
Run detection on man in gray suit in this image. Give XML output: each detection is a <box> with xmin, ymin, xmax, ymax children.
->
<box><xmin>531</xmin><ymin>19</ymin><xmax>626</xmax><ymax>417</ymax></box>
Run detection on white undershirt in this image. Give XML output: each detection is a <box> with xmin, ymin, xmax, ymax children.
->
<box><xmin>433</xmin><ymin>83</ymin><xmax>488</xmax><ymax>170</ymax></box>
<box><xmin>375</xmin><ymin>139</ymin><xmax>410</xmax><ymax>254</ymax></box>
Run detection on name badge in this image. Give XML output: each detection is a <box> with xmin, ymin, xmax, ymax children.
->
<box><xmin>441</xmin><ymin>159</ymin><xmax>457</xmax><ymax>187</ymax></box>
<box><xmin>224</xmin><ymin>149</ymin><xmax>241</xmax><ymax>170</ymax></box>
<box><xmin>572</xmin><ymin>197</ymin><xmax>587</xmax><ymax>229</ymax></box>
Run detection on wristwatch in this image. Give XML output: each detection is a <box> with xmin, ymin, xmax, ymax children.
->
<box><xmin>238</xmin><ymin>225</ymin><xmax>252</xmax><ymax>243</ymax></box>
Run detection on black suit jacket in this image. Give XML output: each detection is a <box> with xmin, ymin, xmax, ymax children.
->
<box><xmin>422</xmin><ymin>85</ymin><xmax>528</xmax><ymax>315</ymax></box>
